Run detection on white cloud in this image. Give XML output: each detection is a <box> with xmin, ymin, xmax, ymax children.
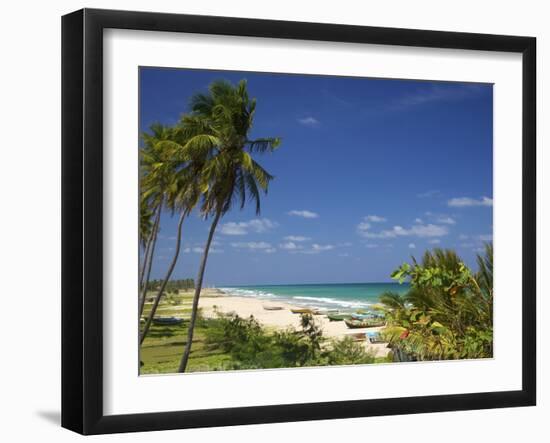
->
<box><xmin>459</xmin><ymin>234</ymin><xmax>469</xmax><ymax>240</ymax></box>
<box><xmin>477</xmin><ymin>234</ymin><xmax>493</xmax><ymax>242</ymax></box>
<box><xmin>219</xmin><ymin>218</ymin><xmax>278</xmax><ymax>235</ymax></box>
<box><xmin>293</xmin><ymin>243</ymin><xmax>335</xmax><ymax>254</ymax></box>
<box><xmin>437</xmin><ymin>216</ymin><xmax>456</xmax><ymax>225</ymax></box>
<box><xmin>415</xmin><ymin>218</ymin><xmax>423</xmax><ymax>224</ymax></box>
<box><xmin>364</xmin><ymin>215</ymin><xmax>386</xmax><ymax>223</ymax></box>
<box><xmin>448</xmin><ymin>196</ymin><xmax>493</xmax><ymax>208</ymax></box>
<box><xmin>184</xmin><ymin>246</ymin><xmax>223</xmax><ymax>254</ymax></box>
<box><xmin>279</xmin><ymin>241</ymin><xmax>302</xmax><ymax>250</ymax></box>
<box><xmin>428</xmin><ymin>239</ymin><xmax>441</xmax><ymax>244</ymax></box>
<box><xmin>283</xmin><ymin>235</ymin><xmax>310</xmax><ymax>242</ymax></box>
<box><xmin>298</xmin><ymin>116</ymin><xmax>320</xmax><ymax>127</ymax></box>
<box><xmin>389</xmin><ymin>84</ymin><xmax>485</xmax><ymax>111</ymax></box>
<box><xmin>365</xmin><ymin>244</ymin><xmax>379</xmax><ymax>249</ymax></box>
<box><xmin>357</xmin><ymin>221</ymin><xmax>448</xmax><ymax>239</ymax></box>
<box><xmin>408</xmin><ymin>243</ymin><xmax>416</xmax><ymax>249</ymax></box>
<box><xmin>287</xmin><ymin>210</ymin><xmax>319</xmax><ymax>219</ymax></box>
<box><xmin>264</xmin><ymin>248</ymin><xmax>277</xmax><ymax>254</ymax></box>
<box><xmin>312</xmin><ymin>243</ymin><xmax>334</xmax><ymax>251</ymax></box>
<box><xmin>425</xmin><ymin>211</ymin><xmax>456</xmax><ymax>225</ymax></box>
<box><xmin>417</xmin><ymin>190</ymin><xmax>441</xmax><ymax>198</ymax></box>
<box><xmin>231</xmin><ymin>241</ymin><xmax>273</xmax><ymax>250</ymax></box>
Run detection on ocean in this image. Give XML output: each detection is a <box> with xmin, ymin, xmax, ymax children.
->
<box><xmin>219</xmin><ymin>282</ymin><xmax>410</xmax><ymax>311</ymax></box>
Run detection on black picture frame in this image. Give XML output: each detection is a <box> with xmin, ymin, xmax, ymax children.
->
<box><xmin>61</xmin><ymin>8</ymin><xmax>536</xmax><ymax>435</ymax></box>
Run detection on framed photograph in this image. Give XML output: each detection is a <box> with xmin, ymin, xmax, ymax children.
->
<box><xmin>61</xmin><ymin>8</ymin><xmax>536</xmax><ymax>435</ymax></box>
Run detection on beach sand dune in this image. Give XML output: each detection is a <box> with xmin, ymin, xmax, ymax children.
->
<box><xmin>198</xmin><ymin>289</ymin><xmax>390</xmax><ymax>358</ymax></box>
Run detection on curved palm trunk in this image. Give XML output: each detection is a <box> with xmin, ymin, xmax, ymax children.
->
<box><xmin>139</xmin><ymin>210</ymin><xmax>186</xmax><ymax>345</ymax></box>
<box><xmin>139</xmin><ymin>202</ymin><xmax>161</xmax><ymax>287</ymax></box>
<box><xmin>138</xmin><ymin>208</ymin><xmax>161</xmax><ymax>318</ymax></box>
<box><xmin>178</xmin><ymin>210</ymin><xmax>222</xmax><ymax>373</ymax></box>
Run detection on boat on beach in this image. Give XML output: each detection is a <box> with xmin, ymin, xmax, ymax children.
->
<box><xmin>152</xmin><ymin>316</ymin><xmax>184</xmax><ymax>326</ymax></box>
<box><xmin>344</xmin><ymin>318</ymin><xmax>386</xmax><ymax>329</ymax></box>
<box><xmin>367</xmin><ymin>331</ymin><xmax>385</xmax><ymax>343</ymax></box>
<box><xmin>327</xmin><ymin>313</ymin><xmax>352</xmax><ymax>321</ymax></box>
<box><xmin>347</xmin><ymin>332</ymin><xmax>368</xmax><ymax>342</ymax></box>
<box><xmin>290</xmin><ymin>308</ymin><xmax>314</xmax><ymax>314</ymax></box>
<box><xmin>263</xmin><ymin>306</ymin><xmax>284</xmax><ymax>311</ymax></box>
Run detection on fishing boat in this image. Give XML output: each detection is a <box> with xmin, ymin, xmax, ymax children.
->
<box><xmin>367</xmin><ymin>331</ymin><xmax>385</xmax><ymax>343</ymax></box>
<box><xmin>263</xmin><ymin>306</ymin><xmax>284</xmax><ymax>311</ymax></box>
<box><xmin>344</xmin><ymin>318</ymin><xmax>386</xmax><ymax>329</ymax></box>
<box><xmin>347</xmin><ymin>332</ymin><xmax>367</xmax><ymax>342</ymax></box>
<box><xmin>351</xmin><ymin>312</ymin><xmax>375</xmax><ymax>320</ymax></box>
<box><xmin>290</xmin><ymin>308</ymin><xmax>314</xmax><ymax>314</ymax></box>
<box><xmin>327</xmin><ymin>313</ymin><xmax>352</xmax><ymax>322</ymax></box>
<box><xmin>312</xmin><ymin>309</ymin><xmax>338</xmax><ymax>315</ymax></box>
<box><xmin>152</xmin><ymin>316</ymin><xmax>184</xmax><ymax>326</ymax></box>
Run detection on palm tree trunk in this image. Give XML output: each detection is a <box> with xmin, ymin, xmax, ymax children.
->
<box><xmin>178</xmin><ymin>210</ymin><xmax>222</xmax><ymax>373</ymax></box>
<box><xmin>139</xmin><ymin>202</ymin><xmax>161</xmax><ymax>288</ymax></box>
<box><xmin>138</xmin><ymin>207</ymin><xmax>161</xmax><ymax>318</ymax></box>
<box><xmin>139</xmin><ymin>210</ymin><xmax>186</xmax><ymax>345</ymax></box>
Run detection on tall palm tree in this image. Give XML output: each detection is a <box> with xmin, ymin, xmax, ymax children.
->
<box><xmin>178</xmin><ymin>79</ymin><xmax>281</xmax><ymax>372</ymax></box>
<box><xmin>138</xmin><ymin>123</ymin><xmax>175</xmax><ymax>316</ymax></box>
<box><xmin>138</xmin><ymin>126</ymin><xmax>202</xmax><ymax>343</ymax></box>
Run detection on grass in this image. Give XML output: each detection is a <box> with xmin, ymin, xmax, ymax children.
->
<box><xmin>140</xmin><ymin>320</ymin><xmax>235</xmax><ymax>374</ymax></box>
<box><xmin>140</xmin><ymin>294</ymin><xmax>234</xmax><ymax>374</ymax></box>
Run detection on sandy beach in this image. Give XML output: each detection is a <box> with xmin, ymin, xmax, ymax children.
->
<box><xmin>198</xmin><ymin>288</ymin><xmax>391</xmax><ymax>358</ymax></box>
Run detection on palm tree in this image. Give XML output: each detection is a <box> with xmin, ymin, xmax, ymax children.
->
<box><xmin>178</xmin><ymin>79</ymin><xmax>281</xmax><ymax>372</ymax></box>
<box><xmin>138</xmin><ymin>125</ymin><xmax>204</xmax><ymax>343</ymax></box>
<box><xmin>138</xmin><ymin>123</ymin><xmax>175</xmax><ymax>316</ymax></box>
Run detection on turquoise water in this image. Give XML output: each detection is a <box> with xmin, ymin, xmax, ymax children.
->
<box><xmin>219</xmin><ymin>282</ymin><xmax>409</xmax><ymax>311</ymax></box>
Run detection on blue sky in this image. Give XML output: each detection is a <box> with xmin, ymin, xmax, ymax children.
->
<box><xmin>140</xmin><ymin>67</ymin><xmax>493</xmax><ymax>286</ymax></box>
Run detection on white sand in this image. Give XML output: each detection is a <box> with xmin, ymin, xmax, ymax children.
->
<box><xmin>198</xmin><ymin>289</ymin><xmax>390</xmax><ymax>358</ymax></box>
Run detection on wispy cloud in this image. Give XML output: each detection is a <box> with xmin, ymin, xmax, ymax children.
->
<box><xmin>388</xmin><ymin>84</ymin><xmax>486</xmax><ymax>111</ymax></box>
<box><xmin>408</xmin><ymin>243</ymin><xmax>416</xmax><ymax>249</ymax></box>
<box><xmin>436</xmin><ymin>216</ymin><xmax>456</xmax><ymax>225</ymax></box>
<box><xmin>477</xmin><ymin>234</ymin><xmax>493</xmax><ymax>242</ymax></box>
<box><xmin>294</xmin><ymin>243</ymin><xmax>335</xmax><ymax>254</ymax></box>
<box><xmin>219</xmin><ymin>218</ymin><xmax>278</xmax><ymax>235</ymax></box>
<box><xmin>363</xmin><ymin>215</ymin><xmax>386</xmax><ymax>223</ymax></box>
<box><xmin>297</xmin><ymin>116</ymin><xmax>320</xmax><ymax>127</ymax></box>
<box><xmin>279</xmin><ymin>241</ymin><xmax>302</xmax><ymax>250</ymax></box>
<box><xmin>283</xmin><ymin>235</ymin><xmax>310</xmax><ymax>242</ymax></box>
<box><xmin>184</xmin><ymin>246</ymin><xmax>223</xmax><ymax>254</ymax></box>
<box><xmin>287</xmin><ymin>210</ymin><xmax>319</xmax><ymax>219</ymax></box>
<box><xmin>448</xmin><ymin>196</ymin><xmax>493</xmax><ymax>208</ymax></box>
<box><xmin>417</xmin><ymin>190</ymin><xmax>441</xmax><ymax>198</ymax></box>
<box><xmin>231</xmin><ymin>241</ymin><xmax>274</xmax><ymax>253</ymax></box>
<box><xmin>424</xmin><ymin>211</ymin><xmax>456</xmax><ymax>225</ymax></box>
<box><xmin>357</xmin><ymin>221</ymin><xmax>449</xmax><ymax>239</ymax></box>
<box><xmin>428</xmin><ymin>239</ymin><xmax>441</xmax><ymax>244</ymax></box>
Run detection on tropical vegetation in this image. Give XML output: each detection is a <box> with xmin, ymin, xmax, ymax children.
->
<box><xmin>379</xmin><ymin>243</ymin><xmax>493</xmax><ymax>361</ymax></box>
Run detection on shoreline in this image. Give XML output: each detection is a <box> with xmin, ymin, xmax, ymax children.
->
<box><xmin>198</xmin><ymin>288</ymin><xmax>391</xmax><ymax>358</ymax></box>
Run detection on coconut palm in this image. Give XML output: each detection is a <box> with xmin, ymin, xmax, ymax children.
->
<box><xmin>138</xmin><ymin>126</ymin><xmax>204</xmax><ymax>343</ymax></box>
<box><xmin>138</xmin><ymin>123</ymin><xmax>176</xmax><ymax>316</ymax></box>
<box><xmin>177</xmin><ymin>79</ymin><xmax>281</xmax><ymax>372</ymax></box>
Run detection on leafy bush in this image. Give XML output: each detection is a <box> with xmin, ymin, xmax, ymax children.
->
<box><xmin>203</xmin><ymin>311</ymin><xmax>377</xmax><ymax>370</ymax></box>
<box><xmin>381</xmin><ymin>244</ymin><xmax>493</xmax><ymax>361</ymax></box>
